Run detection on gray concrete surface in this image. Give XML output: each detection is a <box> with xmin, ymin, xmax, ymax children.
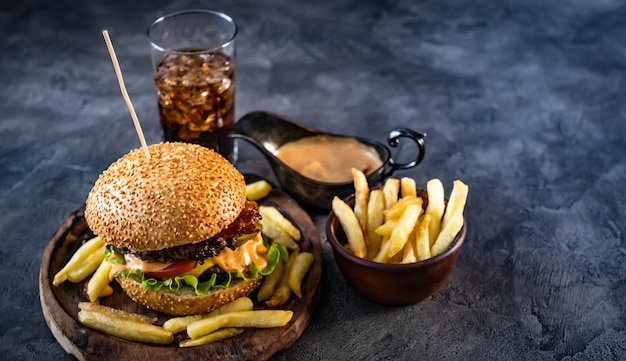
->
<box><xmin>1</xmin><ymin>0</ymin><xmax>625</xmax><ymax>360</ymax></box>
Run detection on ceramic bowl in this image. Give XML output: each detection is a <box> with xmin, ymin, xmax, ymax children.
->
<box><xmin>230</xmin><ymin>111</ymin><xmax>426</xmax><ymax>211</ymax></box>
<box><xmin>325</xmin><ymin>190</ymin><xmax>467</xmax><ymax>305</ymax></box>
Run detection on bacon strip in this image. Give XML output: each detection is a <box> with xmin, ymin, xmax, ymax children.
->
<box><xmin>215</xmin><ymin>201</ymin><xmax>262</xmax><ymax>239</ymax></box>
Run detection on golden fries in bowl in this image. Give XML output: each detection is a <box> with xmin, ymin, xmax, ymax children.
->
<box><xmin>325</xmin><ymin>170</ymin><xmax>468</xmax><ymax>305</ymax></box>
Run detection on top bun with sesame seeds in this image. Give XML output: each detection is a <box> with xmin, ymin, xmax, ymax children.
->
<box><xmin>85</xmin><ymin>142</ymin><xmax>247</xmax><ymax>252</ymax></box>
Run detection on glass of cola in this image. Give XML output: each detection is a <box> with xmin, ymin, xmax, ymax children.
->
<box><xmin>148</xmin><ymin>10</ymin><xmax>238</xmax><ymax>162</ymax></box>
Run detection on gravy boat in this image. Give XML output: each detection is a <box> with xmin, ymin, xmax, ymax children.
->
<box><xmin>230</xmin><ymin>111</ymin><xmax>426</xmax><ymax>211</ymax></box>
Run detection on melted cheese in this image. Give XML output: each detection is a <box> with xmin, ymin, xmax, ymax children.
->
<box><xmin>108</xmin><ymin>234</ymin><xmax>267</xmax><ymax>280</ymax></box>
<box><xmin>182</xmin><ymin>259</ymin><xmax>216</xmax><ymax>278</ymax></box>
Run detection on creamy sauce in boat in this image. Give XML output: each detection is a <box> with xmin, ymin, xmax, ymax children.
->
<box><xmin>275</xmin><ymin>135</ymin><xmax>383</xmax><ymax>183</ymax></box>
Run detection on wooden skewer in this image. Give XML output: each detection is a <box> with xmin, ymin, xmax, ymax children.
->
<box><xmin>102</xmin><ymin>30</ymin><xmax>151</xmax><ymax>160</ymax></box>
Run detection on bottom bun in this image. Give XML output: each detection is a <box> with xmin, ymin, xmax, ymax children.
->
<box><xmin>116</xmin><ymin>275</ymin><xmax>263</xmax><ymax>316</ymax></box>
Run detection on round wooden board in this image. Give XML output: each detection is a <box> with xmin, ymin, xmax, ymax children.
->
<box><xmin>39</xmin><ymin>177</ymin><xmax>322</xmax><ymax>361</ymax></box>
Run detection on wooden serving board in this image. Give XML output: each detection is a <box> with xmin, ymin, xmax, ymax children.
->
<box><xmin>39</xmin><ymin>179</ymin><xmax>322</xmax><ymax>361</ymax></box>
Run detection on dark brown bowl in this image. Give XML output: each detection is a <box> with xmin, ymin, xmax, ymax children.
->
<box><xmin>325</xmin><ymin>190</ymin><xmax>467</xmax><ymax>305</ymax></box>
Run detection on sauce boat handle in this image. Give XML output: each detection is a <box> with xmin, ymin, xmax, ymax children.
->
<box><xmin>382</xmin><ymin>128</ymin><xmax>426</xmax><ymax>178</ymax></box>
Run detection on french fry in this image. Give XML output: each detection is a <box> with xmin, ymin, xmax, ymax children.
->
<box><xmin>246</xmin><ymin>180</ymin><xmax>272</xmax><ymax>201</ymax></box>
<box><xmin>163</xmin><ymin>297</ymin><xmax>254</xmax><ymax>334</ymax></box>
<box><xmin>187</xmin><ymin>310</ymin><xmax>293</xmax><ymax>339</ymax></box>
<box><xmin>212</xmin><ymin>297</ymin><xmax>255</xmax><ymax>316</ymax></box>
<box><xmin>387</xmin><ymin>203</ymin><xmax>422</xmax><ymax>258</ymax></box>
<box><xmin>425</xmin><ymin>178</ymin><xmax>445</xmax><ymax>248</ymax></box>
<box><xmin>265</xmin><ymin>282</ymin><xmax>291</xmax><ymax>308</ymax></box>
<box><xmin>441</xmin><ymin>180</ymin><xmax>469</xmax><ymax>231</ymax></box>
<box><xmin>288</xmin><ymin>252</ymin><xmax>314</xmax><ymax>298</ymax></box>
<box><xmin>66</xmin><ymin>248</ymin><xmax>106</xmax><ymax>283</ymax></box>
<box><xmin>78</xmin><ymin>309</ymin><xmax>173</xmax><ymax>344</ymax></box>
<box><xmin>272</xmin><ymin>234</ymin><xmax>300</xmax><ymax>251</ymax></box>
<box><xmin>180</xmin><ymin>328</ymin><xmax>244</xmax><ymax>347</ymax></box>
<box><xmin>431</xmin><ymin>213</ymin><xmax>463</xmax><ymax>256</ymax></box>
<box><xmin>383</xmin><ymin>196</ymin><xmax>422</xmax><ymax>220</ymax></box>
<box><xmin>351</xmin><ymin>168</ymin><xmax>369</xmax><ymax>231</ymax></box>
<box><xmin>365</xmin><ymin>189</ymin><xmax>384</xmax><ymax>259</ymax></box>
<box><xmin>401</xmin><ymin>234</ymin><xmax>417</xmax><ymax>263</ymax></box>
<box><xmin>257</xmin><ymin>258</ymin><xmax>284</xmax><ymax>302</ymax></box>
<box><xmin>86</xmin><ymin>259</ymin><xmax>112</xmax><ymax>302</ymax></box>
<box><xmin>261</xmin><ymin>220</ymin><xmax>299</xmax><ymax>251</ymax></box>
<box><xmin>266</xmin><ymin>251</ymin><xmax>298</xmax><ymax>307</ymax></box>
<box><xmin>332</xmin><ymin>196</ymin><xmax>367</xmax><ymax>258</ymax></box>
<box><xmin>259</xmin><ymin>206</ymin><xmax>301</xmax><ymax>241</ymax></box>
<box><xmin>414</xmin><ymin>214</ymin><xmax>431</xmax><ymax>261</ymax></box>
<box><xmin>78</xmin><ymin>302</ymin><xmax>158</xmax><ymax>324</ymax></box>
<box><xmin>382</xmin><ymin>178</ymin><xmax>400</xmax><ymax>211</ymax></box>
<box><xmin>53</xmin><ymin>236</ymin><xmax>105</xmax><ymax>286</ymax></box>
<box><xmin>374</xmin><ymin>219</ymin><xmax>398</xmax><ymax>237</ymax></box>
<box><xmin>164</xmin><ymin>316</ymin><xmax>204</xmax><ymax>335</ymax></box>
<box><xmin>400</xmin><ymin>177</ymin><xmax>417</xmax><ymax>198</ymax></box>
<box><xmin>373</xmin><ymin>237</ymin><xmax>392</xmax><ymax>263</ymax></box>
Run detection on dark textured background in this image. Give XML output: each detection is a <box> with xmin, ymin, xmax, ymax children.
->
<box><xmin>1</xmin><ymin>0</ymin><xmax>626</xmax><ymax>360</ymax></box>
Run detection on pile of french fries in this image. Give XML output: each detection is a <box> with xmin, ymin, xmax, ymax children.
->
<box><xmin>52</xmin><ymin>179</ymin><xmax>314</xmax><ymax>347</ymax></box>
<box><xmin>332</xmin><ymin>169</ymin><xmax>468</xmax><ymax>264</ymax></box>
<box><xmin>52</xmin><ymin>235</ymin><xmax>111</xmax><ymax>301</ymax></box>
<box><xmin>257</xmin><ymin>204</ymin><xmax>315</xmax><ymax>307</ymax></box>
<box><xmin>76</xmin><ymin>297</ymin><xmax>293</xmax><ymax>346</ymax></box>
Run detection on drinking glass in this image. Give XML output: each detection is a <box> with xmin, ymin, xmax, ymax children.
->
<box><xmin>148</xmin><ymin>10</ymin><xmax>238</xmax><ymax>162</ymax></box>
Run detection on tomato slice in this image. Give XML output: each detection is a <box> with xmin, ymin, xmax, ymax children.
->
<box><xmin>145</xmin><ymin>260</ymin><xmax>197</xmax><ymax>279</ymax></box>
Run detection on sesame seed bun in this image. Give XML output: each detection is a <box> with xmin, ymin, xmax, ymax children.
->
<box><xmin>116</xmin><ymin>274</ymin><xmax>262</xmax><ymax>315</ymax></box>
<box><xmin>84</xmin><ymin>142</ymin><xmax>247</xmax><ymax>252</ymax></box>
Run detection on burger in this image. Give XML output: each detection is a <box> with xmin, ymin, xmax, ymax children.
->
<box><xmin>84</xmin><ymin>142</ymin><xmax>282</xmax><ymax>315</ymax></box>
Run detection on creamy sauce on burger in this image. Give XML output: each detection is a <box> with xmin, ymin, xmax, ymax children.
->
<box><xmin>212</xmin><ymin>235</ymin><xmax>268</xmax><ymax>271</ymax></box>
<box><xmin>275</xmin><ymin>135</ymin><xmax>383</xmax><ymax>183</ymax></box>
<box><xmin>108</xmin><ymin>254</ymin><xmax>170</xmax><ymax>280</ymax></box>
<box><xmin>108</xmin><ymin>234</ymin><xmax>268</xmax><ymax>279</ymax></box>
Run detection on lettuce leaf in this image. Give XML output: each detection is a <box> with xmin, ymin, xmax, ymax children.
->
<box><xmin>114</xmin><ymin>242</ymin><xmax>287</xmax><ymax>295</ymax></box>
<box><xmin>104</xmin><ymin>246</ymin><xmax>126</xmax><ymax>264</ymax></box>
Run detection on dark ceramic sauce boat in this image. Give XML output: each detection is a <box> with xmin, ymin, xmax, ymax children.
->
<box><xmin>230</xmin><ymin>111</ymin><xmax>426</xmax><ymax>211</ymax></box>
